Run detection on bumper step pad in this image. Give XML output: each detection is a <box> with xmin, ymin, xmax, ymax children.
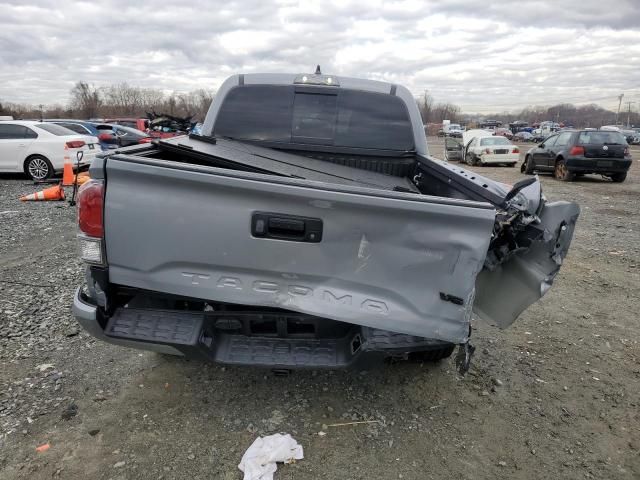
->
<box><xmin>105</xmin><ymin>308</ymin><xmax>203</xmax><ymax>345</ymax></box>
<box><xmin>215</xmin><ymin>336</ymin><xmax>347</xmax><ymax>368</ymax></box>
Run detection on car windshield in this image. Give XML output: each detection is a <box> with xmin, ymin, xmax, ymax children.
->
<box><xmin>578</xmin><ymin>131</ymin><xmax>626</xmax><ymax>145</ymax></box>
<box><xmin>480</xmin><ymin>137</ymin><xmax>511</xmax><ymax>146</ymax></box>
<box><xmin>34</xmin><ymin>123</ymin><xmax>77</xmax><ymax>136</ymax></box>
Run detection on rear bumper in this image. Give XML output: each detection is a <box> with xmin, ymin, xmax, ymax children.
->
<box><xmin>72</xmin><ymin>287</ymin><xmax>184</xmax><ymax>355</ymax></box>
<box><xmin>72</xmin><ymin>286</ymin><xmax>452</xmax><ymax>368</ymax></box>
<box><xmin>566</xmin><ymin>157</ymin><xmax>632</xmax><ymax>173</ymax></box>
<box><xmin>479</xmin><ymin>154</ymin><xmax>518</xmax><ymax>164</ymax></box>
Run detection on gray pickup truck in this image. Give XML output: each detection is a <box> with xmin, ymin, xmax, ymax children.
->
<box><xmin>72</xmin><ymin>71</ymin><xmax>579</xmax><ymax>372</ymax></box>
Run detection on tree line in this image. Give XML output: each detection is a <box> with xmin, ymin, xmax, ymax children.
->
<box><xmin>1</xmin><ymin>82</ymin><xmax>637</xmax><ymax>128</ymax></box>
<box><xmin>417</xmin><ymin>91</ymin><xmax>639</xmax><ymax>128</ymax></box>
<box><xmin>0</xmin><ymin>81</ymin><xmax>215</xmax><ymax>121</ymax></box>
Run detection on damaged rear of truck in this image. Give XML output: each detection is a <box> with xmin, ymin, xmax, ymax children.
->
<box><xmin>72</xmin><ymin>71</ymin><xmax>579</xmax><ymax>372</ymax></box>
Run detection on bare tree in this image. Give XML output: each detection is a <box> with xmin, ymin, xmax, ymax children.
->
<box><xmin>70</xmin><ymin>82</ymin><xmax>101</xmax><ymax>119</ymax></box>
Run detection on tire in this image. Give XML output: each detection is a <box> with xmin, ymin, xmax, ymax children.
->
<box><xmin>521</xmin><ymin>155</ymin><xmax>534</xmax><ymax>174</ymax></box>
<box><xmin>465</xmin><ymin>154</ymin><xmax>472</xmax><ymax>166</ymax></box>
<box><xmin>467</xmin><ymin>153</ymin><xmax>478</xmax><ymax>166</ymax></box>
<box><xmin>610</xmin><ymin>172</ymin><xmax>627</xmax><ymax>183</ymax></box>
<box><xmin>554</xmin><ymin>158</ymin><xmax>574</xmax><ymax>182</ymax></box>
<box><xmin>24</xmin><ymin>155</ymin><xmax>53</xmax><ymax>181</ymax></box>
<box><xmin>408</xmin><ymin>344</ymin><xmax>455</xmax><ymax>363</ymax></box>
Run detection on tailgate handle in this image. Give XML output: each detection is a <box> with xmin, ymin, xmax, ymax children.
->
<box><xmin>252</xmin><ymin>212</ymin><xmax>323</xmax><ymax>243</ymax></box>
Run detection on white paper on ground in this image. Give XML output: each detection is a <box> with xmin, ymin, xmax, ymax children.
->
<box><xmin>238</xmin><ymin>433</ymin><xmax>304</xmax><ymax>480</ymax></box>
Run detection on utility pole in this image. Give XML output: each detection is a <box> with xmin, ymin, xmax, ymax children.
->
<box><xmin>625</xmin><ymin>101</ymin><xmax>635</xmax><ymax>128</ymax></box>
<box><xmin>616</xmin><ymin>94</ymin><xmax>624</xmax><ymax>125</ymax></box>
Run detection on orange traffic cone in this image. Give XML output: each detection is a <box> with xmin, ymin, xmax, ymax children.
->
<box><xmin>62</xmin><ymin>145</ymin><xmax>75</xmax><ymax>186</ymax></box>
<box><xmin>20</xmin><ymin>184</ymin><xmax>66</xmax><ymax>202</ymax></box>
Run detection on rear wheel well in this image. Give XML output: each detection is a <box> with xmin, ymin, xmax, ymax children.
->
<box><xmin>23</xmin><ymin>154</ymin><xmax>50</xmax><ymax>174</ymax></box>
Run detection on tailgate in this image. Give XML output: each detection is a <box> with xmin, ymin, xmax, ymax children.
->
<box><xmin>103</xmin><ymin>157</ymin><xmax>496</xmax><ymax>343</ymax></box>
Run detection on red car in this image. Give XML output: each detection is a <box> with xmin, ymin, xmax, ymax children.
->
<box><xmin>494</xmin><ymin>127</ymin><xmax>514</xmax><ymax>139</ymax></box>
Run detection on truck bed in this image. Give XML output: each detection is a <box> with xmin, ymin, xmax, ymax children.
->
<box><xmin>134</xmin><ymin>135</ymin><xmax>420</xmax><ymax>193</ymax></box>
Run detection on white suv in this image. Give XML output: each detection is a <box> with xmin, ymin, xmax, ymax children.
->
<box><xmin>0</xmin><ymin>121</ymin><xmax>98</xmax><ymax>180</ymax></box>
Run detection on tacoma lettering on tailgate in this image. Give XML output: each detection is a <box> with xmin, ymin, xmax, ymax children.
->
<box><xmin>182</xmin><ymin>273</ymin><xmax>389</xmax><ymax>315</ymax></box>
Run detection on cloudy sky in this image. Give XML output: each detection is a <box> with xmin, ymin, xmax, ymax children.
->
<box><xmin>1</xmin><ymin>0</ymin><xmax>639</xmax><ymax>113</ymax></box>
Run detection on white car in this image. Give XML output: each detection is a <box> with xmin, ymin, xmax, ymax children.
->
<box><xmin>0</xmin><ymin>120</ymin><xmax>98</xmax><ymax>180</ymax></box>
<box><xmin>462</xmin><ymin>129</ymin><xmax>519</xmax><ymax>167</ymax></box>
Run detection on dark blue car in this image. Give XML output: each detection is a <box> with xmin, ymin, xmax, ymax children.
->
<box><xmin>44</xmin><ymin>119</ymin><xmax>118</xmax><ymax>151</ymax></box>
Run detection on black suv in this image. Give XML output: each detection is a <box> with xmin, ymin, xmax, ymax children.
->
<box><xmin>521</xmin><ymin>130</ymin><xmax>632</xmax><ymax>182</ymax></box>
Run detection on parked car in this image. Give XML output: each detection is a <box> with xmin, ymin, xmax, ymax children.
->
<box><xmin>45</xmin><ymin>119</ymin><xmax>117</xmax><ymax>151</ymax></box>
<box><xmin>110</xmin><ymin>124</ymin><xmax>154</xmax><ymax>147</ymax></box>
<box><xmin>104</xmin><ymin>118</ymin><xmax>149</xmax><ymax>132</ymax></box>
<box><xmin>514</xmin><ymin>131</ymin><xmax>534</xmax><ymax>142</ymax></box>
<box><xmin>494</xmin><ymin>128</ymin><xmax>513</xmax><ymax>139</ymax></box>
<box><xmin>462</xmin><ymin>130</ymin><xmax>519</xmax><ymax>166</ymax></box>
<box><xmin>620</xmin><ymin>129</ymin><xmax>639</xmax><ymax>145</ymax></box>
<box><xmin>521</xmin><ymin>130</ymin><xmax>632</xmax><ymax>182</ymax></box>
<box><xmin>0</xmin><ymin>121</ymin><xmax>97</xmax><ymax>180</ymax></box>
<box><xmin>72</xmin><ymin>72</ymin><xmax>579</xmax><ymax>372</ymax></box>
<box><xmin>444</xmin><ymin>123</ymin><xmax>464</xmax><ymax>138</ymax></box>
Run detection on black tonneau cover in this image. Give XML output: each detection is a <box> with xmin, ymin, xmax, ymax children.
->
<box><xmin>154</xmin><ymin>135</ymin><xmax>420</xmax><ymax>193</ymax></box>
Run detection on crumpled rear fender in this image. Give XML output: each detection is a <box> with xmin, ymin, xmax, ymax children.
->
<box><xmin>473</xmin><ymin>200</ymin><xmax>580</xmax><ymax>327</ymax></box>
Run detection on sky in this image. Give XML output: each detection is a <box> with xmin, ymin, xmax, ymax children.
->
<box><xmin>1</xmin><ymin>0</ymin><xmax>639</xmax><ymax>114</ymax></box>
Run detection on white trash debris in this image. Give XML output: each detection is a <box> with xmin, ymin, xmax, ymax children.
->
<box><xmin>238</xmin><ymin>433</ymin><xmax>303</xmax><ymax>480</ymax></box>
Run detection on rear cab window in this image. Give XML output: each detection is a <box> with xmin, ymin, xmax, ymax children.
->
<box><xmin>213</xmin><ymin>85</ymin><xmax>415</xmax><ymax>152</ymax></box>
<box><xmin>578</xmin><ymin>131</ymin><xmax>626</xmax><ymax>145</ymax></box>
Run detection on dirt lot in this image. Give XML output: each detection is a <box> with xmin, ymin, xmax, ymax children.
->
<box><xmin>1</xmin><ymin>139</ymin><xmax>639</xmax><ymax>480</ymax></box>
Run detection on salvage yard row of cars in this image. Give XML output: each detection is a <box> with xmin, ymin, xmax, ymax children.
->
<box><xmin>445</xmin><ymin>127</ymin><xmax>633</xmax><ymax>182</ymax></box>
<box><xmin>0</xmin><ymin>118</ymin><xmax>171</xmax><ymax>180</ymax></box>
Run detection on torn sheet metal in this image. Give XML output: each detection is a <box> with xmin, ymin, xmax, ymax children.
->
<box><xmin>473</xmin><ymin>201</ymin><xmax>580</xmax><ymax>328</ymax></box>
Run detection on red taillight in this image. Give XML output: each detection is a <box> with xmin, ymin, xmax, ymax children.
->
<box><xmin>66</xmin><ymin>140</ymin><xmax>85</xmax><ymax>149</ymax></box>
<box><xmin>78</xmin><ymin>180</ymin><xmax>104</xmax><ymax>237</ymax></box>
<box><xmin>569</xmin><ymin>146</ymin><xmax>585</xmax><ymax>156</ymax></box>
<box><xmin>485</xmin><ymin>148</ymin><xmax>491</xmax><ymax>154</ymax></box>
<box><xmin>512</xmin><ymin>147</ymin><xmax>519</xmax><ymax>153</ymax></box>
<box><xmin>624</xmin><ymin>147</ymin><xmax>630</xmax><ymax>156</ymax></box>
<box><xmin>139</xmin><ymin>137</ymin><xmax>153</xmax><ymax>143</ymax></box>
<box><xmin>98</xmin><ymin>133</ymin><xmax>113</xmax><ymax>141</ymax></box>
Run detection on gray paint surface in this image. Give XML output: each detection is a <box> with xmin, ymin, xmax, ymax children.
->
<box><xmin>104</xmin><ymin>157</ymin><xmax>495</xmax><ymax>343</ymax></box>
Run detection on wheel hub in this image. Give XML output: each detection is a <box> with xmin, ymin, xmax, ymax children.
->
<box><xmin>28</xmin><ymin>158</ymin><xmax>49</xmax><ymax>180</ymax></box>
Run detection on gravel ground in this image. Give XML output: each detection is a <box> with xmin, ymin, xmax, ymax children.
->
<box><xmin>1</xmin><ymin>141</ymin><xmax>639</xmax><ymax>480</ymax></box>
